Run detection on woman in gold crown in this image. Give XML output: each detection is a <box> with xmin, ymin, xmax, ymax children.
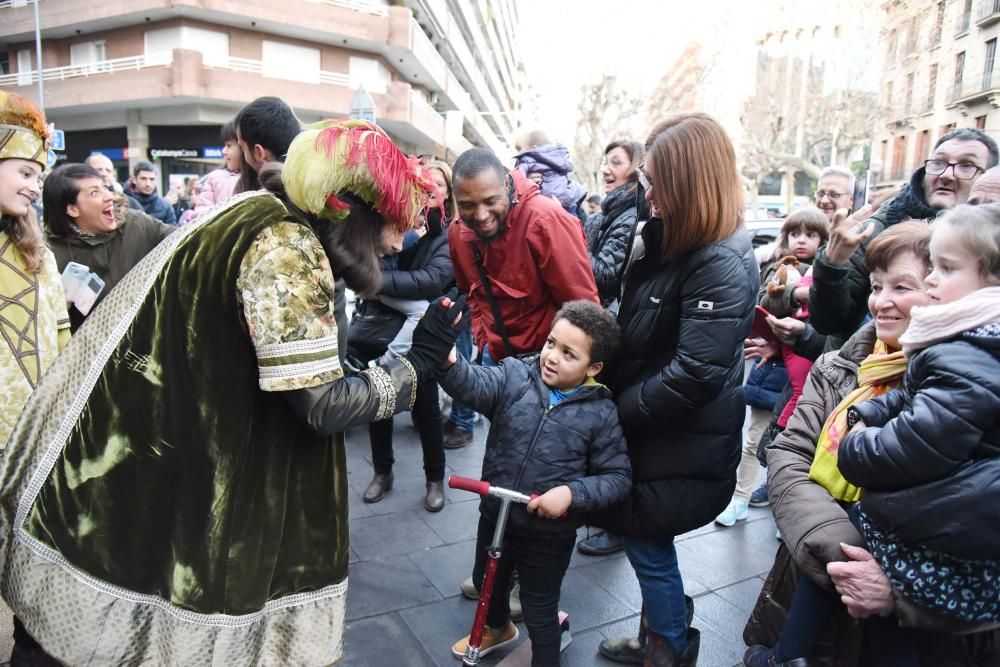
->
<box><xmin>0</xmin><ymin>91</ymin><xmax>70</xmax><ymax>449</ymax></box>
<box><xmin>0</xmin><ymin>118</ymin><xmax>463</xmax><ymax>665</ymax></box>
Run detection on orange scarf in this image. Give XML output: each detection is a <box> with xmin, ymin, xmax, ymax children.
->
<box><xmin>808</xmin><ymin>340</ymin><xmax>907</xmax><ymax>502</ymax></box>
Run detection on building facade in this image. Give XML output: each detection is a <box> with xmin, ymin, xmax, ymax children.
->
<box><xmin>0</xmin><ymin>0</ymin><xmax>522</xmax><ymax>187</ymax></box>
<box><xmin>874</xmin><ymin>0</ymin><xmax>1000</xmax><ymax>186</ymax></box>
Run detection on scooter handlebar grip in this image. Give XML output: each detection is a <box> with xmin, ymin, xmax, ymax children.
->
<box><xmin>448</xmin><ymin>475</ymin><xmax>491</xmax><ymax>497</ymax></box>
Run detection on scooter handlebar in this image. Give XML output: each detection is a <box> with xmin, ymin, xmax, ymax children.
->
<box><xmin>448</xmin><ymin>475</ymin><xmax>537</xmax><ymax>505</ymax></box>
<box><xmin>448</xmin><ymin>475</ymin><xmax>491</xmax><ymax>496</ymax></box>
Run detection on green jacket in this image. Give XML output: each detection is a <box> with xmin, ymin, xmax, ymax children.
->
<box><xmin>47</xmin><ymin>209</ymin><xmax>174</xmax><ymax>331</ymax></box>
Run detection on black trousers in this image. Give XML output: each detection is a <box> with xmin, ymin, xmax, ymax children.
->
<box><xmin>472</xmin><ymin>517</ymin><xmax>575</xmax><ymax>667</ymax></box>
<box><xmin>369</xmin><ymin>378</ymin><xmax>445</xmax><ymax>481</ymax></box>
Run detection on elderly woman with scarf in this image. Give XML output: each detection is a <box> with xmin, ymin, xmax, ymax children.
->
<box><xmin>746</xmin><ymin>221</ymin><xmax>1000</xmax><ymax>666</ymax></box>
<box><xmin>0</xmin><ymin>120</ymin><xmax>464</xmax><ymax>666</ymax></box>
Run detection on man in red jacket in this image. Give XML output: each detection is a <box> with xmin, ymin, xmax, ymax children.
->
<box><xmin>449</xmin><ymin>147</ymin><xmax>599</xmax><ymax>368</ymax></box>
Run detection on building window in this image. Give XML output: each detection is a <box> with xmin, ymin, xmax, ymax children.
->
<box><xmin>144</xmin><ymin>26</ymin><xmax>229</xmax><ymax>67</ymax></box>
<box><xmin>985</xmin><ymin>39</ymin><xmax>997</xmax><ymax>90</ymax></box>
<box><xmin>915</xmin><ymin>130</ymin><xmax>930</xmax><ymax>168</ymax></box>
<box><xmin>940</xmin><ymin>122</ymin><xmax>957</xmax><ymax>136</ymax></box>
<box><xmin>976</xmin><ymin>115</ymin><xmax>987</xmax><ymax>129</ymax></box>
<box><xmin>928</xmin><ymin>63</ymin><xmax>938</xmax><ymax>109</ymax></box>
<box><xmin>0</xmin><ymin>51</ymin><xmax>9</xmax><ymax>75</ymax></box>
<box><xmin>262</xmin><ymin>41</ymin><xmax>320</xmax><ymax>84</ymax></box>
<box><xmin>892</xmin><ymin>135</ymin><xmax>908</xmax><ymax>180</ymax></box>
<box><xmin>70</xmin><ymin>40</ymin><xmax>107</xmax><ymax>70</ymax></box>
<box><xmin>905</xmin><ymin>72</ymin><xmax>915</xmax><ymax>113</ymax></box>
<box><xmin>931</xmin><ymin>1</ymin><xmax>944</xmax><ymax>46</ymax></box>
<box><xmin>349</xmin><ymin>57</ymin><xmax>391</xmax><ymax>95</ymax></box>
<box><xmin>880</xmin><ymin>139</ymin><xmax>889</xmax><ymax>177</ymax></box>
<box><xmin>955</xmin><ymin>51</ymin><xmax>966</xmax><ymax>95</ymax></box>
<box><xmin>887</xmin><ymin>30</ymin><xmax>897</xmax><ymax>63</ymax></box>
<box><xmin>16</xmin><ymin>49</ymin><xmax>32</xmax><ymax>86</ymax></box>
<box><xmin>906</xmin><ymin>17</ymin><xmax>919</xmax><ymax>53</ymax></box>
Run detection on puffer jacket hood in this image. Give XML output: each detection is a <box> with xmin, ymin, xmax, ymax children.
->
<box><xmin>514</xmin><ymin>143</ymin><xmax>587</xmax><ymax>214</ymax></box>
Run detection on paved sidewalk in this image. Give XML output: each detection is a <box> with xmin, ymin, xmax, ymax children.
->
<box><xmin>341</xmin><ymin>415</ymin><xmax>776</xmax><ymax>667</ymax></box>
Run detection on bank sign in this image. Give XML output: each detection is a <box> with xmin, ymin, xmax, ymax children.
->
<box><xmin>149</xmin><ymin>147</ymin><xmax>224</xmax><ymax>159</ymax></box>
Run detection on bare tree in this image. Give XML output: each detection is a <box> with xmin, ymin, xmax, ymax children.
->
<box><xmin>573</xmin><ymin>75</ymin><xmax>644</xmax><ymax>195</ymax></box>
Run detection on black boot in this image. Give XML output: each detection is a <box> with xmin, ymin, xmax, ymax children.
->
<box><xmin>644</xmin><ymin>628</ymin><xmax>700</xmax><ymax>667</ymax></box>
<box><xmin>598</xmin><ymin>597</ymin><xmax>695</xmax><ymax>665</ymax></box>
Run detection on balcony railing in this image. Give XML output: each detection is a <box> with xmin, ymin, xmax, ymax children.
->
<box><xmin>978</xmin><ymin>0</ymin><xmax>1000</xmax><ymax>26</ymax></box>
<box><xmin>957</xmin><ymin>10</ymin><xmax>972</xmax><ymax>33</ymax></box>
<box><xmin>951</xmin><ymin>69</ymin><xmax>1000</xmax><ymax>102</ymax></box>
<box><xmin>0</xmin><ymin>53</ymin><xmax>353</xmax><ymax>89</ymax></box>
<box><xmin>0</xmin><ymin>53</ymin><xmax>172</xmax><ymax>86</ymax></box>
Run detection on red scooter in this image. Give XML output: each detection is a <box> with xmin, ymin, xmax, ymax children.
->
<box><xmin>448</xmin><ymin>475</ymin><xmax>570</xmax><ymax>666</ymax></box>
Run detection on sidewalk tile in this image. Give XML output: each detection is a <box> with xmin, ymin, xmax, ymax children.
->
<box><xmin>346</xmin><ymin>554</ymin><xmax>441</xmax><ymax>620</ymax></box>
<box><xmin>558</xmin><ymin>568</ymin><xmax>634</xmax><ymax>633</ymax></box>
<box><xmin>421</xmin><ymin>497</ymin><xmax>483</xmax><ymax>543</ymax></box>
<box><xmin>342</xmin><ymin>612</ymin><xmax>434</xmax><ymax>666</ymax></box>
<box><xmin>350</xmin><ymin>511</ymin><xmax>444</xmax><ymax>560</ymax></box>
<box><xmin>409</xmin><ymin>540</ymin><xmax>478</xmax><ymax>598</ymax></box>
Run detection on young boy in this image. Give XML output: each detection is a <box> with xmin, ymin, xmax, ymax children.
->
<box><xmin>440</xmin><ymin>300</ymin><xmax>631</xmax><ymax>666</ymax></box>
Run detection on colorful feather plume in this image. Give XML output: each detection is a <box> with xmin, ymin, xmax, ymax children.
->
<box><xmin>282</xmin><ymin>119</ymin><xmax>437</xmax><ymax>230</ymax></box>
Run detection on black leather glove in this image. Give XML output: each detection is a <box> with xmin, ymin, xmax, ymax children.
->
<box><xmin>404</xmin><ymin>287</ymin><xmax>466</xmax><ymax>382</ymax></box>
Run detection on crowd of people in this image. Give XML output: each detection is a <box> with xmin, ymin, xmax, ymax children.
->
<box><xmin>0</xmin><ymin>86</ymin><xmax>998</xmax><ymax>667</ymax></box>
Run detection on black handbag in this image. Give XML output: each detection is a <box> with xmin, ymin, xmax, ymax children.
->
<box><xmin>347</xmin><ymin>298</ymin><xmax>405</xmax><ymax>362</ymax></box>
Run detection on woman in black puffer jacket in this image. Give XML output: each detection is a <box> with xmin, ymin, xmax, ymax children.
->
<box><xmin>597</xmin><ymin>114</ymin><xmax>757</xmax><ymax>666</ymax></box>
<box><xmin>357</xmin><ymin>162</ymin><xmax>455</xmax><ymax>513</ymax></box>
<box><xmin>584</xmin><ymin>140</ymin><xmax>643</xmax><ymax>307</ymax></box>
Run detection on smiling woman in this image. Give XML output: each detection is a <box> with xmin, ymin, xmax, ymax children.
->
<box><xmin>0</xmin><ymin>91</ymin><xmax>70</xmax><ymax>442</ymax></box>
<box><xmin>43</xmin><ymin>162</ymin><xmax>175</xmax><ymax>331</ymax></box>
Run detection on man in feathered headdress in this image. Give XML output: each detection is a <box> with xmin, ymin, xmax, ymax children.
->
<box><xmin>0</xmin><ymin>119</ymin><xmax>463</xmax><ymax>665</ymax></box>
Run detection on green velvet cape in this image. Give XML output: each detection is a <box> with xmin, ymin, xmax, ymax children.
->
<box><xmin>0</xmin><ymin>192</ymin><xmax>352</xmax><ymax>665</ymax></box>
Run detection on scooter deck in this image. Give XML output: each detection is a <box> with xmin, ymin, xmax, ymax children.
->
<box><xmin>495</xmin><ymin>613</ymin><xmax>570</xmax><ymax>666</ymax></box>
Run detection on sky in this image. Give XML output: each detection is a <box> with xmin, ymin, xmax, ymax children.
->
<box><xmin>516</xmin><ymin>0</ymin><xmax>762</xmax><ymax>145</ymax></box>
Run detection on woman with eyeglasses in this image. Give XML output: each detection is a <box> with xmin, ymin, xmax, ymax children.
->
<box><xmin>809</xmin><ymin>128</ymin><xmax>997</xmax><ymax>343</ymax></box>
<box><xmin>593</xmin><ymin>113</ymin><xmax>757</xmax><ymax>665</ymax></box>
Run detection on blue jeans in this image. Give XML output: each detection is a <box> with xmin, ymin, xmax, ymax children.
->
<box><xmin>625</xmin><ymin>536</ymin><xmax>688</xmax><ymax>656</ymax></box>
<box><xmin>448</xmin><ymin>326</ymin><xmax>476</xmax><ymax>431</ymax></box>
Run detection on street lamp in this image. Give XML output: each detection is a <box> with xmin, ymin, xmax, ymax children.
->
<box><xmin>349</xmin><ymin>86</ymin><xmax>376</xmax><ymax>124</ymax></box>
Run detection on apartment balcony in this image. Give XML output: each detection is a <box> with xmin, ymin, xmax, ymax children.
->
<box><xmin>950</xmin><ymin>70</ymin><xmax>1000</xmax><ymax>107</ymax></box>
<box><xmin>977</xmin><ymin>0</ymin><xmax>1000</xmax><ymax>27</ymax></box>
<box><xmin>0</xmin><ymin>48</ymin><xmax>450</xmax><ymax>151</ymax></box>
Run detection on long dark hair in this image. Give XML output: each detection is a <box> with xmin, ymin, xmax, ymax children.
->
<box><xmin>260</xmin><ymin>162</ymin><xmax>384</xmax><ymax>295</ymax></box>
<box><xmin>43</xmin><ymin>163</ymin><xmax>104</xmax><ymax>237</ymax></box>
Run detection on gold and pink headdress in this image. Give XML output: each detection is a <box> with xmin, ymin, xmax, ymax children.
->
<box><xmin>282</xmin><ymin>119</ymin><xmax>437</xmax><ymax>230</ymax></box>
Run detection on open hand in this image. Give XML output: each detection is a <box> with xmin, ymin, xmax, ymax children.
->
<box><xmin>527</xmin><ymin>485</ymin><xmax>572</xmax><ymax>519</ymax></box>
<box><xmin>744</xmin><ymin>337</ymin><xmax>776</xmax><ymax>365</ymax></box>
<box><xmin>826</xmin><ymin>205</ymin><xmax>876</xmax><ymax>265</ymax></box>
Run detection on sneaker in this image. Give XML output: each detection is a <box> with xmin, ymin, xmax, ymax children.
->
<box><xmin>443</xmin><ymin>422</ymin><xmax>473</xmax><ymax>449</ymax></box>
<box><xmin>749</xmin><ymin>483</ymin><xmax>770</xmax><ymax>507</ymax></box>
<box><xmin>451</xmin><ymin>622</ymin><xmax>519</xmax><ymax>659</ymax></box>
<box><xmin>459</xmin><ymin>576</ymin><xmax>478</xmax><ymax>599</ymax></box>
<box><xmin>714</xmin><ymin>498</ymin><xmax>749</xmax><ymax>527</ymax></box>
<box><xmin>458</xmin><ymin>576</ymin><xmax>523</xmax><ymax>621</ymax></box>
<box><xmin>576</xmin><ymin>531</ymin><xmax>625</xmax><ymax>556</ymax></box>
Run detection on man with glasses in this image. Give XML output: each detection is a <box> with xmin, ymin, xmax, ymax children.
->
<box><xmin>813</xmin><ymin>166</ymin><xmax>854</xmax><ymax>222</ymax></box>
<box><xmin>810</xmin><ymin>127</ymin><xmax>998</xmax><ymax>340</ymax></box>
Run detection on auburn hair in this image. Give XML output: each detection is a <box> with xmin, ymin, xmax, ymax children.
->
<box><xmin>644</xmin><ymin>113</ymin><xmax>744</xmax><ymax>259</ymax></box>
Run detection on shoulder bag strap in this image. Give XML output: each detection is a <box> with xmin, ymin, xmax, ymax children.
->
<box><xmin>472</xmin><ymin>247</ymin><xmax>516</xmax><ymax>359</ymax></box>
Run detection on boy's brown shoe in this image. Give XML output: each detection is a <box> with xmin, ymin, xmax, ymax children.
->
<box><xmin>451</xmin><ymin>622</ymin><xmax>519</xmax><ymax>659</ymax></box>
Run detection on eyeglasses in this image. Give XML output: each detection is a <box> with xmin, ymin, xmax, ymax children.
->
<box><xmin>924</xmin><ymin>159</ymin><xmax>984</xmax><ymax>180</ymax></box>
<box><xmin>636</xmin><ymin>163</ymin><xmax>653</xmax><ymax>190</ymax></box>
<box><xmin>814</xmin><ymin>190</ymin><xmax>849</xmax><ymax>200</ymax></box>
